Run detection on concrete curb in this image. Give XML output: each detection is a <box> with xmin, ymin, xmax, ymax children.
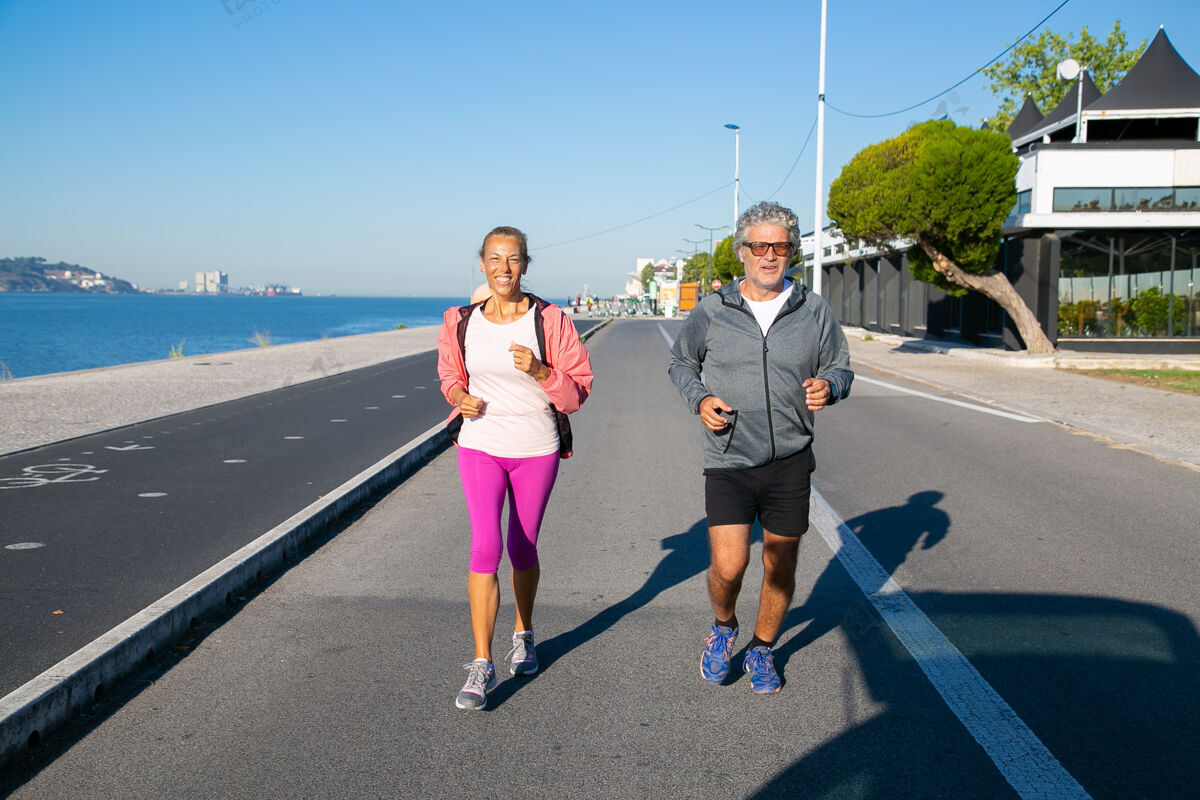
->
<box><xmin>0</xmin><ymin>422</ymin><xmax>450</xmax><ymax>770</ymax></box>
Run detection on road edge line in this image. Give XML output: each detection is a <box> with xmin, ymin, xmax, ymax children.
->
<box><xmin>0</xmin><ymin>422</ymin><xmax>449</xmax><ymax>770</ymax></box>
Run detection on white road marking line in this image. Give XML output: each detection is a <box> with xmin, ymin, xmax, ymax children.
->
<box><xmin>5</xmin><ymin>542</ymin><xmax>45</xmax><ymax>550</ymax></box>
<box><xmin>223</xmin><ymin>459</ymin><xmax>247</xmax><ymax>464</ymax></box>
<box><xmin>855</xmin><ymin>375</ymin><xmax>1040</xmax><ymax>423</ymax></box>
<box><xmin>657</xmin><ymin>323</ymin><xmax>674</xmax><ymax>346</ymax></box>
<box><xmin>284</xmin><ymin>436</ymin><xmax>304</xmax><ymax>440</ymax></box>
<box><xmin>330</xmin><ymin>419</ymin><xmax>348</xmax><ymax>423</ymax></box>
<box><xmin>137</xmin><ymin>492</ymin><xmax>167</xmax><ymax>498</ymax></box>
<box><xmin>809</xmin><ymin>489</ymin><xmax>1092</xmax><ymax>800</ymax></box>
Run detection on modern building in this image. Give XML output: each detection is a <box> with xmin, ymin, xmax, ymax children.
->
<box><xmin>808</xmin><ymin>27</ymin><xmax>1200</xmax><ymax>352</ymax></box>
<box><xmin>195</xmin><ymin>270</ymin><xmax>229</xmax><ymax>294</ymax></box>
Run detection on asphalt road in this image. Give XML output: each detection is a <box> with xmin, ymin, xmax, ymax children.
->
<box><xmin>4</xmin><ymin>319</ymin><xmax>1197</xmax><ymax>799</ymax></box>
<box><xmin>0</xmin><ymin>319</ymin><xmax>602</xmax><ymax>700</ymax></box>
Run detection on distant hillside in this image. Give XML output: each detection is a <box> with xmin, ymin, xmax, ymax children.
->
<box><xmin>0</xmin><ymin>257</ymin><xmax>139</xmax><ymax>293</ymax></box>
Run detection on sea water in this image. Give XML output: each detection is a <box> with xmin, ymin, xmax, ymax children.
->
<box><xmin>0</xmin><ymin>294</ymin><xmax>475</xmax><ymax>379</ymax></box>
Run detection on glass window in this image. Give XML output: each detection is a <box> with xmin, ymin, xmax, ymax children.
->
<box><xmin>1174</xmin><ymin>187</ymin><xmax>1200</xmax><ymax>211</ymax></box>
<box><xmin>1053</xmin><ymin>188</ymin><xmax>1112</xmax><ymax>212</ymax></box>
<box><xmin>1114</xmin><ymin>187</ymin><xmax>1173</xmax><ymax>211</ymax></box>
<box><xmin>1016</xmin><ymin>190</ymin><xmax>1031</xmax><ymax>215</ymax></box>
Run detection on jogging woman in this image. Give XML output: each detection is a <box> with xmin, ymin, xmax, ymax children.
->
<box><xmin>436</xmin><ymin>226</ymin><xmax>593</xmax><ymax>711</ymax></box>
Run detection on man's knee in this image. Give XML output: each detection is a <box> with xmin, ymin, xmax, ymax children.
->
<box><xmin>708</xmin><ymin>524</ymin><xmax>752</xmax><ymax>584</ymax></box>
<box><xmin>709</xmin><ymin>557</ymin><xmax>748</xmax><ymax>587</ymax></box>
<box><xmin>762</xmin><ymin>533</ymin><xmax>800</xmax><ymax>576</ymax></box>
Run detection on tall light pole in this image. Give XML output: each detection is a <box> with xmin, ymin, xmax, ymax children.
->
<box><xmin>683</xmin><ymin>237</ymin><xmax>706</xmax><ymax>284</ymax></box>
<box><xmin>724</xmin><ymin>123</ymin><xmax>740</xmax><ymax>231</ymax></box>
<box><xmin>694</xmin><ymin>224</ymin><xmax>729</xmax><ymax>294</ymax></box>
<box><xmin>811</xmin><ymin>0</ymin><xmax>828</xmax><ymax>296</ymax></box>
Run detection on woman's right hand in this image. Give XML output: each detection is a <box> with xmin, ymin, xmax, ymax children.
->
<box><xmin>453</xmin><ymin>388</ymin><xmax>484</xmax><ymax>418</ymax></box>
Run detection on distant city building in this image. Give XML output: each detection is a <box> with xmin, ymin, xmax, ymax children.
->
<box><xmin>195</xmin><ymin>270</ymin><xmax>229</xmax><ymax>293</ymax></box>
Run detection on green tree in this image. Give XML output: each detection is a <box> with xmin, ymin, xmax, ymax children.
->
<box><xmin>640</xmin><ymin>263</ymin><xmax>655</xmax><ymax>292</ymax></box>
<box><xmin>828</xmin><ymin>120</ymin><xmax>1054</xmax><ymax>353</ymax></box>
<box><xmin>682</xmin><ymin>252</ymin><xmax>710</xmax><ymax>285</ymax></box>
<box><xmin>982</xmin><ymin>21</ymin><xmax>1144</xmax><ymax>131</ymax></box>
<box><xmin>712</xmin><ymin>236</ymin><xmax>742</xmax><ymax>285</ymax></box>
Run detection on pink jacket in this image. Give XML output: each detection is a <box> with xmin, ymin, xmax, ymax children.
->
<box><xmin>437</xmin><ymin>297</ymin><xmax>594</xmax><ymax>452</ymax></box>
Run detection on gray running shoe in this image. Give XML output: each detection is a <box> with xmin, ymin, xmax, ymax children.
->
<box><xmin>455</xmin><ymin>659</ymin><xmax>496</xmax><ymax>710</ymax></box>
<box><xmin>508</xmin><ymin>631</ymin><xmax>538</xmax><ymax>676</ymax></box>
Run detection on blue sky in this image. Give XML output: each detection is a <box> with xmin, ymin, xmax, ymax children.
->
<box><xmin>2</xmin><ymin>0</ymin><xmax>1197</xmax><ymax>298</ymax></box>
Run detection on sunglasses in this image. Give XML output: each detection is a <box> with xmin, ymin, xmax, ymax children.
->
<box><xmin>745</xmin><ymin>242</ymin><xmax>793</xmax><ymax>257</ymax></box>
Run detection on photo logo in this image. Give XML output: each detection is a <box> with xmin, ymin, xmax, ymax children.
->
<box><xmin>220</xmin><ymin>0</ymin><xmax>283</xmax><ymax>31</ymax></box>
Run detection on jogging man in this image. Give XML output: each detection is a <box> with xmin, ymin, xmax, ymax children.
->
<box><xmin>668</xmin><ymin>201</ymin><xmax>853</xmax><ymax>693</ymax></box>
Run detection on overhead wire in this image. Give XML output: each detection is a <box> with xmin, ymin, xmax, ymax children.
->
<box><xmin>532</xmin><ymin>181</ymin><xmax>732</xmax><ymax>251</ymax></box>
<box><xmin>825</xmin><ymin>0</ymin><xmax>1073</xmax><ymax>119</ymax></box>
<box><xmin>764</xmin><ymin>116</ymin><xmax>819</xmax><ymax>200</ymax></box>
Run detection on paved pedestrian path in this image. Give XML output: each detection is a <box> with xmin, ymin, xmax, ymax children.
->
<box><xmin>2</xmin><ymin>319</ymin><xmax>1198</xmax><ymax>798</ymax></box>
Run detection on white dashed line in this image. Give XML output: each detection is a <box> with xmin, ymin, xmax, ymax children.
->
<box><xmin>284</xmin><ymin>436</ymin><xmax>304</xmax><ymax>440</ymax></box>
<box><xmin>223</xmin><ymin>459</ymin><xmax>247</xmax><ymax>464</ymax></box>
<box><xmin>365</xmin><ymin>406</ymin><xmax>380</xmax><ymax>410</ymax></box>
<box><xmin>330</xmin><ymin>419</ymin><xmax>348</xmax><ymax>423</ymax></box>
<box><xmin>809</xmin><ymin>490</ymin><xmax>1091</xmax><ymax>800</ymax></box>
<box><xmin>5</xmin><ymin>542</ymin><xmax>45</xmax><ymax>551</ymax></box>
<box><xmin>392</xmin><ymin>395</ymin><xmax>406</xmax><ymax>399</ymax></box>
<box><xmin>138</xmin><ymin>492</ymin><xmax>167</xmax><ymax>498</ymax></box>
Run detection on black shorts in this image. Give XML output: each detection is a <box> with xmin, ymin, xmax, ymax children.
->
<box><xmin>703</xmin><ymin>448</ymin><xmax>816</xmax><ymax>538</ymax></box>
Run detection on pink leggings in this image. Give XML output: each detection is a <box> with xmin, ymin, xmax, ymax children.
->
<box><xmin>457</xmin><ymin>447</ymin><xmax>559</xmax><ymax>574</ymax></box>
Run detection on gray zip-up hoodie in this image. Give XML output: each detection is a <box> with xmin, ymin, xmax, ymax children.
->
<box><xmin>668</xmin><ymin>279</ymin><xmax>853</xmax><ymax>470</ymax></box>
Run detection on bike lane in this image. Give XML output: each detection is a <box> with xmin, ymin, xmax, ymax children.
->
<box><xmin>0</xmin><ymin>351</ymin><xmax>448</xmax><ymax>697</ymax></box>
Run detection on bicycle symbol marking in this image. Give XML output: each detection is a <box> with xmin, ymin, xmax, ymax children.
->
<box><xmin>0</xmin><ymin>463</ymin><xmax>108</xmax><ymax>490</ymax></box>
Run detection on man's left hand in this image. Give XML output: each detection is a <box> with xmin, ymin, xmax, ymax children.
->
<box><xmin>803</xmin><ymin>378</ymin><xmax>831</xmax><ymax>411</ymax></box>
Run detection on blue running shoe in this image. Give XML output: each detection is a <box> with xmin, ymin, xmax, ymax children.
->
<box><xmin>700</xmin><ymin>624</ymin><xmax>738</xmax><ymax>683</ymax></box>
<box><xmin>743</xmin><ymin>646</ymin><xmax>781</xmax><ymax>693</ymax></box>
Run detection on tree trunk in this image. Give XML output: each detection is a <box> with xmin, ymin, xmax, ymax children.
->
<box><xmin>916</xmin><ymin>237</ymin><xmax>1055</xmax><ymax>354</ymax></box>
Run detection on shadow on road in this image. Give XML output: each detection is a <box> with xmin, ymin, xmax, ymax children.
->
<box><xmin>776</xmin><ymin>490</ymin><xmax>949</xmax><ymax>666</ymax></box>
<box><xmin>486</xmin><ymin>517</ymin><xmax>746</xmax><ymax>708</ymax></box>
<box><xmin>753</xmin><ymin>489</ymin><xmax>1200</xmax><ymax>799</ymax></box>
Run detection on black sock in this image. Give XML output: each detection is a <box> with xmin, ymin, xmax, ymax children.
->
<box><xmin>716</xmin><ymin>616</ymin><xmax>738</xmax><ymax>632</ymax></box>
<box><xmin>747</xmin><ymin>636</ymin><xmax>772</xmax><ymax>652</ymax></box>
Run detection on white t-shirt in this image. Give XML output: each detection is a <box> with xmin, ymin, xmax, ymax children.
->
<box><xmin>457</xmin><ymin>306</ymin><xmax>559</xmax><ymax>458</ymax></box>
<box><xmin>742</xmin><ymin>279</ymin><xmax>793</xmax><ymax>336</ymax></box>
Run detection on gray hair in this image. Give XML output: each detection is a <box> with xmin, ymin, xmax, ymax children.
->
<box><xmin>732</xmin><ymin>201</ymin><xmax>800</xmax><ymax>252</ymax></box>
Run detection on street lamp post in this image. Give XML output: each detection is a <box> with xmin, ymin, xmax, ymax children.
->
<box><xmin>812</xmin><ymin>0</ymin><xmax>828</xmax><ymax>297</ymax></box>
<box><xmin>694</xmin><ymin>224</ymin><xmax>730</xmax><ymax>294</ymax></box>
<box><xmin>682</xmin><ymin>237</ymin><xmax>706</xmax><ymax>284</ymax></box>
<box><xmin>724</xmin><ymin>123</ymin><xmax>740</xmax><ymax>231</ymax></box>
<box><xmin>1056</xmin><ymin>58</ymin><xmax>1087</xmax><ymax>143</ymax></box>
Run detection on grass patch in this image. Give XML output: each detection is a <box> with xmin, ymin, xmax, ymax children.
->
<box><xmin>1078</xmin><ymin>368</ymin><xmax>1200</xmax><ymax>395</ymax></box>
<box><xmin>0</xmin><ymin>362</ymin><xmax>12</xmax><ymax>380</ymax></box>
<box><xmin>395</xmin><ymin>323</ymin><xmax>407</xmax><ymax>330</ymax></box>
<box><xmin>250</xmin><ymin>329</ymin><xmax>272</xmax><ymax>348</ymax></box>
<box><xmin>168</xmin><ymin>339</ymin><xmax>185</xmax><ymax>358</ymax></box>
